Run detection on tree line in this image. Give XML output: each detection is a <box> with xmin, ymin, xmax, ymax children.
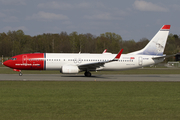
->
<box><xmin>0</xmin><ymin>30</ymin><xmax>179</xmax><ymax>61</ymax></box>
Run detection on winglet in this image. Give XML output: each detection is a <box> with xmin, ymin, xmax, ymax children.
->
<box><xmin>102</xmin><ymin>49</ymin><xmax>107</xmax><ymax>54</ymax></box>
<box><xmin>113</xmin><ymin>49</ymin><xmax>123</xmax><ymax>61</ymax></box>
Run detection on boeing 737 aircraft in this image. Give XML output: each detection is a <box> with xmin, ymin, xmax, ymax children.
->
<box><xmin>3</xmin><ymin>25</ymin><xmax>171</xmax><ymax>77</ymax></box>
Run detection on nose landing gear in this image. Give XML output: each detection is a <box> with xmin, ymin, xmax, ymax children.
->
<box><xmin>19</xmin><ymin>72</ymin><xmax>23</xmax><ymax>76</ymax></box>
<box><xmin>13</xmin><ymin>69</ymin><xmax>22</xmax><ymax>76</ymax></box>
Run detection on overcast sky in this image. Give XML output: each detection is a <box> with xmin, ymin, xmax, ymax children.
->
<box><xmin>0</xmin><ymin>0</ymin><xmax>180</xmax><ymax>41</ymax></box>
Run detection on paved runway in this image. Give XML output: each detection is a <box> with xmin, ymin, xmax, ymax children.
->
<box><xmin>0</xmin><ymin>74</ymin><xmax>180</xmax><ymax>81</ymax></box>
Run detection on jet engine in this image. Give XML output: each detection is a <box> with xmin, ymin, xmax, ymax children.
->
<box><xmin>60</xmin><ymin>65</ymin><xmax>79</xmax><ymax>74</ymax></box>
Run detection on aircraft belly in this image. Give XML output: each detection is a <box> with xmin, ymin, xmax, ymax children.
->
<box><xmin>46</xmin><ymin>62</ymin><xmax>63</xmax><ymax>70</ymax></box>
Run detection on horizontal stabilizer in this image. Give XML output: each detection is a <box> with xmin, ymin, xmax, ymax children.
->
<box><xmin>152</xmin><ymin>54</ymin><xmax>175</xmax><ymax>60</ymax></box>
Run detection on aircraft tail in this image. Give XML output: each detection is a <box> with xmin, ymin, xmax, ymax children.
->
<box><xmin>129</xmin><ymin>25</ymin><xmax>171</xmax><ymax>56</ymax></box>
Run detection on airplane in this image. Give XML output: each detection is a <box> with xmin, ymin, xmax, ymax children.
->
<box><xmin>3</xmin><ymin>25</ymin><xmax>171</xmax><ymax>77</ymax></box>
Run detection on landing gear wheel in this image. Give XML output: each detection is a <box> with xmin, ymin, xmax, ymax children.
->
<box><xmin>19</xmin><ymin>72</ymin><xmax>23</xmax><ymax>76</ymax></box>
<box><xmin>84</xmin><ymin>71</ymin><xmax>91</xmax><ymax>77</ymax></box>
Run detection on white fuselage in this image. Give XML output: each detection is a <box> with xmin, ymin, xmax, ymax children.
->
<box><xmin>45</xmin><ymin>53</ymin><xmax>164</xmax><ymax>71</ymax></box>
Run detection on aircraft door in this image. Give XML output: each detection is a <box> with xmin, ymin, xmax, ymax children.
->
<box><xmin>74</xmin><ymin>58</ymin><xmax>77</xmax><ymax>63</ymax></box>
<box><xmin>139</xmin><ymin>56</ymin><xmax>143</xmax><ymax>66</ymax></box>
<box><xmin>74</xmin><ymin>58</ymin><xmax>82</xmax><ymax>65</ymax></box>
<box><xmin>22</xmin><ymin>55</ymin><xmax>27</xmax><ymax>64</ymax></box>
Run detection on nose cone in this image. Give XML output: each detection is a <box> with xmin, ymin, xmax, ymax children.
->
<box><xmin>3</xmin><ymin>60</ymin><xmax>11</xmax><ymax>68</ymax></box>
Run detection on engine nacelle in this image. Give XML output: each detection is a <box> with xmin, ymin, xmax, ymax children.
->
<box><xmin>60</xmin><ymin>65</ymin><xmax>79</xmax><ymax>74</ymax></box>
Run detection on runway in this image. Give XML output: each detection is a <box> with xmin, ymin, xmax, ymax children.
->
<box><xmin>0</xmin><ymin>74</ymin><xmax>180</xmax><ymax>81</ymax></box>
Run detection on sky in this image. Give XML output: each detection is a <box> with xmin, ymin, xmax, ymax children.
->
<box><xmin>0</xmin><ymin>0</ymin><xmax>180</xmax><ymax>41</ymax></box>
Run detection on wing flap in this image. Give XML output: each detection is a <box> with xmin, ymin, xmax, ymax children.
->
<box><xmin>78</xmin><ymin>62</ymin><xmax>105</xmax><ymax>71</ymax></box>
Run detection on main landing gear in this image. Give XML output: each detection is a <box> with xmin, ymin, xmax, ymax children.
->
<box><xmin>84</xmin><ymin>71</ymin><xmax>91</xmax><ymax>77</ymax></box>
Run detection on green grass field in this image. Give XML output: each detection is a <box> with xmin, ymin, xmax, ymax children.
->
<box><xmin>0</xmin><ymin>81</ymin><xmax>180</xmax><ymax>120</ymax></box>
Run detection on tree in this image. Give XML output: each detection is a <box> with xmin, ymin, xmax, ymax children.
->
<box><xmin>56</xmin><ymin>32</ymin><xmax>72</xmax><ymax>53</ymax></box>
<box><xmin>122</xmin><ymin>40</ymin><xmax>136</xmax><ymax>53</ymax></box>
<box><xmin>69</xmin><ymin>32</ymin><xmax>79</xmax><ymax>53</ymax></box>
<box><xmin>135</xmin><ymin>38</ymin><xmax>149</xmax><ymax>51</ymax></box>
<box><xmin>100</xmin><ymin>32</ymin><xmax>122</xmax><ymax>53</ymax></box>
<box><xmin>82</xmin><ymin>33</ymin><xmax>96</xmax><ymax>53</ymax></box>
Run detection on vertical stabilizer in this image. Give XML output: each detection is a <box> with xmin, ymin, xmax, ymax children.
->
<box><xmin>129</xmin><ymin>25</ymin><xmax>171</xmax><ymax>55</ymax></box>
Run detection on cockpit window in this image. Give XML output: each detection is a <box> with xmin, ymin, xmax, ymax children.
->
<box><xmin>10</xmin><ymin>58</ymin><xmax>17</xmax><ymax>60</ymax></box>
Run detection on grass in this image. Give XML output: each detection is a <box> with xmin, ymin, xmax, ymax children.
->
<box><xmin>0</xmin><ymin>81</ymin><xmax>180</xmax><ymax>120</ymax></box>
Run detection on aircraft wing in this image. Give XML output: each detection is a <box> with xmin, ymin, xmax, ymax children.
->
<box><xmin>78</xmin><ymin>61</ymin><xmax>106</xmax><ymax>71</ymax></box>
<box><xmin>78</xmin><ymin>49</ymin><xmax>123</xmax><ymax>71</ymax></box>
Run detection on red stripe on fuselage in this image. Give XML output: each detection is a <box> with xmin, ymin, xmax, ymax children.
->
<box><xmin>5</xmin><ymin>53</ymin><xmax>45</xmax><ymax>70</ymax></box>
